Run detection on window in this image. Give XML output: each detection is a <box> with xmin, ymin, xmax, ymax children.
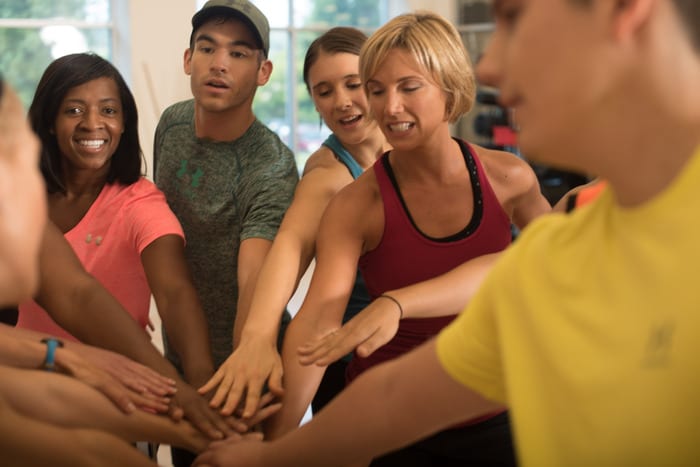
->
<box><xmin>197</xmin><ymin>0</ymin><xmax>407</xmax><ymax>169</ymax></box>
<box><xmin>0</xmin><ymin>0</ymin><xmax>125</xmax><ymax>108</ymax></box>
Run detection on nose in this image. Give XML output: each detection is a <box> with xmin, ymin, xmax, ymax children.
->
<box><xmin>475</xmin><ymin>33</ymin><xmax>502</xmax><ymax>88</ymax></box>
<box><xmin>79</xmin><ymin>108</ymin><xmax>104</xmax><ymax>130</ymax></box>
<box><xmin>210</xmin><ymin>49</ymin><xmax>229</xmax><ymax>73</ymax></box>
<box><xmin>334</xmin><ymin>89</ymin><xmax>352</xmax><ymax>111</ymax></box>
<box><xmin>383</xmin><ymin>89</ymin><xmax>403</xmax><ymax>116</ymax></box>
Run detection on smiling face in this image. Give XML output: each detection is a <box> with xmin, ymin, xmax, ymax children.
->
<box><xmin>185</xmin><ymin>17</ymin><xmax>271</xmax><ymax>115</ymax></box>
<box><xmin>52</xmin><ymin>77</ymin><xmax>124</xmax><ymax>179</ymax></box>
<box><xmin>365</xmin><ymin>48</ymin><xmax>449</xmax><ymax>153</ymax></box>
<box><xmin>308</xmin><ymin>51</ymin><xmax>377</xmax><ymax>147</ymax></box>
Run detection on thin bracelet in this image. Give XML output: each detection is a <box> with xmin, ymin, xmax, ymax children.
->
<box><xmin>378</xmin><ymin>294</ymin><xmax>403</xmax><ymax>319</ymax></box>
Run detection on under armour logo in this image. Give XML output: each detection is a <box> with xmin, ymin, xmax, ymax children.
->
<box><xmin>176</xmin><ymin>160</ymin><xmax>204</xmax><ymax>199</ymax></box>
<box><xmin>642</xmin><ymin>320</ymin><xmax>675</xmax><ymax>368</ymax></box>
<box><xmin>176</xmin><ymin>160</ymin><xmax>204</xmax><ymax>187</ymax></box>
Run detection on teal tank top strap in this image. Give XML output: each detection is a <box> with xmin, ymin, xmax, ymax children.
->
<box><xmin>322</xmin><ymin>134</ymin><xmax>363</xmax><ymax>180</ymax></box>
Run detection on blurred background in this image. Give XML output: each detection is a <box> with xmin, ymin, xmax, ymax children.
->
<box><xmin>0</xmin><ymin>0</ymin><xmax>588</xmax><ymax>205</ymax></box>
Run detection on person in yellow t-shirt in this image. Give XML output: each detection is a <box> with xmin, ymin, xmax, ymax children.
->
<box><xmin>192</xmin><ymin>1</ymin><xmax>700</xmax><ymax>466</ymax></box>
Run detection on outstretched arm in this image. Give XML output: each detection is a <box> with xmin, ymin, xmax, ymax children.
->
<box><xmin>141</xmin><ymin>234</ymin><xmax>242</xmax><ymax>440</ymax></box>
<box><xmin>298</xmin><ymin>252</ymin><xmax>501</xmax><ymax>367</ymax></box>
<box><xmin>0</xmin><ymin>364</ymin><xmax>210</xmax><ymax>453</ymax></box>
<box><xmin>36</xmin><ymin>222</ymin><xmax>184</xmax><ymax>384</ymax></box>
<box><xmin>0</xmin><ymin>323</ymin><xmax>172</xmax><ymax>414</ymax></box>
<box><xmin>35</xmin><ymin>222</ymin><xmax>242</xmax><ymax>439</ymax></box>
<box><xmin>36</xmin><ymin>222</ymin><xmax>168</xmax><ymax>367</ymax></box>
<box><xmin>264</xmin><ymin>182</ymin><xmax>372</xmax><ymax>439</ymax></box>
<box><xmin>200</xmin><ymin>165</ymin><xmax>348</xmax><ymax>419</ymax></box>
<box><xmin>0</xmin><ymin>393</ymin><xmax>157</xmax><ymax>467</ymax></box>
<box><xmin>194</xmin><ymin>339</ymin><xmax>500</xmax><ymax>466</ymax></box>
<box><xmin>142</xmin><ymin>234</ymin><xmax>213</xmax><ymax>388</ymax></box>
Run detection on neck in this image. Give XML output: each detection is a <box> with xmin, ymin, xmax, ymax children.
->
<box><xmin>599</xmin><ymin>38</ymin><xmax>700</xmax><ymax>207</ymax></box>
<box><xmin>194</xmin><ymin>103</ymin><xmax>256</xmax><ymax>142</ymax></box>
<box><xmin>342</xmin><ymin>126</ymin><xmax>390</xmax><ymax>170</ymax></box>
<box><xmin>604</xmin><ymin>117</ymin><xmax>700</xmax><ymax>207</ymax></box>
<box><xmin>59</xmin><ymin>166</ymin><xmax>109</xmax><ymax>200</ymax></box>
<box><xmin>390</xmin><ymin>123</ymin><xmax>461</xmax><ymax>182</ymax></box>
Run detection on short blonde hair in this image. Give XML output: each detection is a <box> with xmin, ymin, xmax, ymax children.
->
<box><xmin>360</xmin><ymin>11</ymin><xmax>476</xmax><ymax>123</ymax></box>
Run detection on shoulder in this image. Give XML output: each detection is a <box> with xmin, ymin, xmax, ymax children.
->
<box><xmin>234</xmin><ymin>121</ymin><xmax>296</xmax><ymax>170</ymax></box>
<box><xmin>247</xmin><ymin>121</ymin><xmax>293</xmax><ymax>154</ymax></box>
<box><xmin>117</xmin><ymin>180</ymin><xmax>180</xmax><ymax>229</ymax></box>
<box><xmin>126</xmin><ymin>177</ymin><xmax>161</xmax><ymax>193</ymax></box>
<box><xmin>155</xmin><ymin>100</ymin><xmax>194</xmax><ymax>147</ymax></box>
<box><xmin>158</xmin><ymin>100</ymin><xmax>194</xmax><ymax>126</ymax></box>
<box><xmin>303</xmin><ymin>145</ymin><xmax>344</xmax><ymax>175</ymax></box>
<box><xmin>293</xmin><ymin>147</ymin><xmax>355</xmax><ymax>199</ymax></box>
<box><xmin>472</xmin><ymin>144</ymin><xmax>541</xmax><ymax>202</ymax></box>
<box><xmin>116</xmin><ymin>178</ymin><xmax>169</xmax><ymax>205</ymax></box>
<box><xmin>472</xmin><ymin>144</ymin><xmax>537</xmax><ymax>187</ymax></box>
<box><xmin>327</xmin><ymin>164</ymin><xmax>380</xmax><ymax>214</ymax></box>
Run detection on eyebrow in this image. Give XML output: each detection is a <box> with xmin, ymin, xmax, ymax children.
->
<box><xmin>311</xmin><ymin>74</ymin><xmax>361</xmax><ymax>91</ymax></box>
<box><xmin>63</xmin><ymin>97</ymin><xmax>120</xmax><ymax>104</ymax></box>
<box><xmin>195</xmin><ymin>34</ymin><xmax>257</xmax><ymax>49</ymax></box>
<box><xmin>366</xmin><ymin>75</ymin><xmax>423</xmax><ymax>86</ymax></box>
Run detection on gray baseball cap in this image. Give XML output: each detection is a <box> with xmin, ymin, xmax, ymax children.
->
<box><xmin>191</xmin><ymin>0</ymin><xmax>270</xmax><ymax>57</ymax></box>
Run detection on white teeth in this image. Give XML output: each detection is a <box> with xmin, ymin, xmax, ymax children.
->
<box><xmin>389</xmin><ymin>122</ymin><xmax>412</xmax><ymax>132</ymax></box>
<box><xmin>78</xmin><ymin>140</ymin><xmax>105</xmax><ymax>148</ymax></box>
<box><xmin>340</xmin><ymin>115</ymin><xmax>361</xmax><ymax>124</ymax></box>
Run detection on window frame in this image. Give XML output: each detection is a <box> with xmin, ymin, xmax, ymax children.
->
<box><xmin>0</xmin><ymin>0</ymin><xmax>128</xmax><ymax>101</ymax></box>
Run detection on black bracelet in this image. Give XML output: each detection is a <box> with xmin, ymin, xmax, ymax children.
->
<box><xmin>378</xmin><ymin>294</ymin><xmax>403</xmax><ymax>319</ymax></box>
<box><xmin>41</xmin><ymin>337</ymin><xmax>64</xmax><ymax>372</ymax></box>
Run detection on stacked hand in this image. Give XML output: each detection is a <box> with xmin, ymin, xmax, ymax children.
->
<box><xmin>57</xmin><ymin>344</ymin><xmax>175</xmax><ymax>414</ymax></box>
<box><xmin>198</xmin><ymin>338</ymin><xmax>284</xmax><ymax>419</ymax></box>
<box><xmin>297</xmin><ymin>296</ymin><xmax>402</xmax><ymax>366</ymax></box>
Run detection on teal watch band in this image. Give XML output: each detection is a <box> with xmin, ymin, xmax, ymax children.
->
<box><xmin>41</xmin><ymin>337</ymin><xmax>64</xmax><ymax>372</ymax></box>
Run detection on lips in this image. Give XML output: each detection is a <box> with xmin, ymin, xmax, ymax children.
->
<box><xmin>205</xmin><ymin>78</ymin><xmax>229</xmax><ymax>89</ymax></box>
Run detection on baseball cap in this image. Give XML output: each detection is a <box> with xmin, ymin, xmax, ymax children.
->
<box><xmin>191</xmin><ymin>0</ymin><xmax>270</xmax><ymax>57</ymax></box>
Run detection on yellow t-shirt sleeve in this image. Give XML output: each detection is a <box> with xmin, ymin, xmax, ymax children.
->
<box><xmin>436</xmin><ymin>264</ymin><xmax>508</xmax><ymax>404</ymax></box>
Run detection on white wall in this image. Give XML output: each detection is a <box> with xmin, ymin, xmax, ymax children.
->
<box><xmin>405</xmin><ymin>0</ymin><xmax>456</xmax><ymax>20</ymax></box>
<box><xmin>127</xmin><ymin>0</ymin><xmax>194</xmax><ymax>178</ymax></box>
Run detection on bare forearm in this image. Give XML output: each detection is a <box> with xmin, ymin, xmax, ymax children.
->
<box><xmin>0</xmin><ymin>327</ymin><xmax>49</xmax><ymax>369</ymax></box>
<box><xmin>233</xmin><ymin>273</ymin><xmax>261</xmax><ymax>347</ymax></box>
<box><xmin>390</xmin><ymin>253</ymin><xmax>501</xmax><ymax>319</ymax></box>
<box><xmin>264</xmin><ymin>341</ymin><xmax>499</xmax><ymax>465</ymax></box>
<box><xmin>233</xmin><ymin>238</ymin><xmax>274</xmax><ymax>346</ymax></box>
<box><xmin>38</xmin><ymin>281</ymin><xmax>183</xmax><ymax>379</ymax></box>
<box><xmin>266</xmin><ymin>318</ymin><xmax>326</xmax><ymax>439</ymax></box>
<box><xmin>240</xmin><ymin>234</ymin><xmax>313</xmax><ymax>345</ymax></box>
<box><xmin>0</xmin><ymin>366</ymin><xmax>205</xmax><ymax>451</ymax></box>
<box><xmin>0</xmin><ymin>399</ymin><xmax>156</xmax><ymax>467</ymax></box>
<box><xmin>158</xmin><ymin>292</ymin><xmax>214</xmax><ymax>387</ymax></box>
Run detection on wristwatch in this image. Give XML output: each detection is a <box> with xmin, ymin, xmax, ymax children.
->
<box><xmin>40</xmin><ymin>337</ymin><xmax>64</xmax><ymax>372</ymax></box>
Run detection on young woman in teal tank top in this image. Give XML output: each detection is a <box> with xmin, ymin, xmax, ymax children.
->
<box><xmin>199</xmin><ymin>27</ymin><xmax>389</xmax><ymax>423</ymax></box>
